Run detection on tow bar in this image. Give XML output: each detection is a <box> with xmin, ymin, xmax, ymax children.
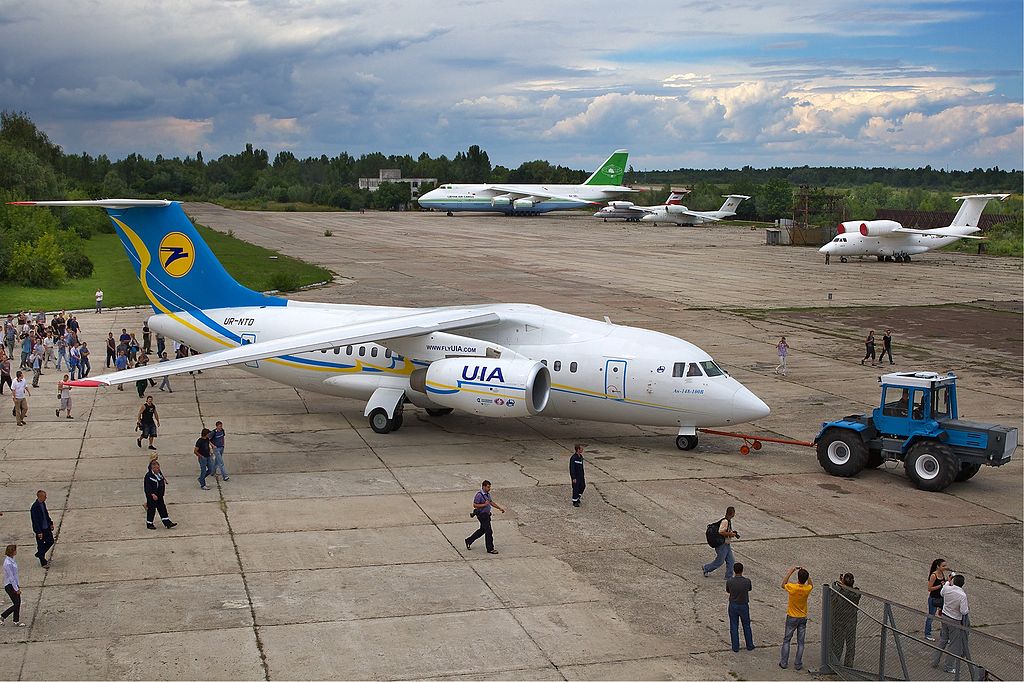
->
<box><xmin>698</xmin><ymin>428</ymin><xmax>815</xmax><ymax>455</ymax></box>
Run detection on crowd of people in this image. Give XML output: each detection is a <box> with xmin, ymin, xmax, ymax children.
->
<box><xmin>699</xmin><ymin>504</ymin><xmax>973</xmax><ymax>673</ymax></box>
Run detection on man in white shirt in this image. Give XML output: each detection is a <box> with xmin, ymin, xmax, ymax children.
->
<box><xmin>11</xmin><ymin>371</ymin><xmax>30</xmax><ymax>426</ymax></box>
<box><xmin>95</xmin><ymin>288</ymin><xmax>103</xmax><ymax>314</ymax></box>
<box><xmin>932</xmin><ymin>573</ymin><xmax>969</xmax><ymax>673</ymax></box>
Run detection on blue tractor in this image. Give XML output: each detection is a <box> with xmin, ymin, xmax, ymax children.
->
<box><xmin>814</xmin><ymin>372</ymin><xmax>1018</xmax><ymax>491</ymax></box>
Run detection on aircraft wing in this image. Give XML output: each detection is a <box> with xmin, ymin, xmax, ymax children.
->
<box><xmin>673</xmin><ymin>210</ymin><xmax>722</xmax><ymax>222</ymax></box>
<box><xmin>891</xmin><ymin>227</ymin><xmax>983</xmax><ymax>239</ymax></box>
<box><xmin>486</xmin><ymin>185</ymin><xmax>600</xmax><ymax>206</ymax></box>
<box><xmin>64</xmin><ymin>308</ymin><xmax>500</xmax><ymax>387</ymax></box>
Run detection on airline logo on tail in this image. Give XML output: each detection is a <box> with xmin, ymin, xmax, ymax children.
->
<box><xmin>159</xmin><ymin>232</ymin><xmax>195</xmax><ymax>277</ymax></box>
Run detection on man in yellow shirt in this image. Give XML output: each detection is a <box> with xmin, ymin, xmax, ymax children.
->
<box><xmin>780</xmin><ymin>566</ymin><xmax>813</xmax><ymax>670</ymax></box>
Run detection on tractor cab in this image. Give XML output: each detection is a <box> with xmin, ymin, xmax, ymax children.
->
<box><xmin>873</xmin><ymin>371</ymin><xmax>957</xmax><ymax>437</ymax></box>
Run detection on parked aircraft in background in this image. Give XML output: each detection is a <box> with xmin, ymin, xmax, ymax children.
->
<box><xmin>820</xmin><ymin>194</ymin><xmax>1009</xmax><ymax>263</ymax></box>
<box><xmin>595</xmin><ymin>194</ymin><xmax>750</xmax><ymax>225</ymax></box>
<box><xmin>13</xmin><ymin>199</ymin><xmax>770</xmax><ymax>451</ymax></box>
<box><xmin>417</xmin><ymin>149</ymin><xmax>637</xmax><ymax>216</ymax></box>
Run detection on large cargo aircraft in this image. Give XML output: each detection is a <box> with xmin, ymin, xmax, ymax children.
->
<box><xmin>820</xmin><ymin>194</ymin><xmax>1008</xmax><ymax>263</ymax></box>
<box><xmin>417</xmin><ymin>150</ymin><xmax>637</xmax><ymax>216</ymax></box>
<box><xmin>14</xmin><ymin>199</ymin><xmax>770</xmax><ymax>450</ymax></box>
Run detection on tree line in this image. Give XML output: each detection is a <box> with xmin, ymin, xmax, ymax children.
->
<box><xmin>0</xmin><ymin>110</ymin><xmax>1020</xmax><ymax>288</ymax></box>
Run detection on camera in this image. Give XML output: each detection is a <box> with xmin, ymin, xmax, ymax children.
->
<box><xmin>470</xmin><ymin>510</ymin><xmax>478</xmax><ymax>518</ymax></box>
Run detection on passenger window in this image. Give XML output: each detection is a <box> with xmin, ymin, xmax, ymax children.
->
<box><xmin>333</xmin><ymin>347</ymin><xmax>340</xmax><ymax>354</ymax></box>
<box><xmin>541</xmin><ymin>359</ymin><xmax>547</xmax><ymax>366</ymax></box>
<box><xmin>882</xmin><ymin>388</ymin><xmax>909</xmax><ymax>417</ymax></box>
<box><xmin>346</xmin><ymin>345</ymin><xmax>353</xmax><ymax>355</ymax></box>
<box><xmin>699</xmin><ymin>361</ymin><xmax>725</xmax><ymax>377</ymax></box>
<box><xmin>570</xmin><ymin>361</ymin><xmax>578</xmax><ymax>373</ymax></box>
<box><xmin>687</xmin><ymin>363</ymin><xmax>703</xmax><ymax>377</ymax></box>
<box><xmin>321</xmin><ymin>348</ymin><xmax>327</xmax><ymax>353</ymax></box>
<box><xmin>385</xmin><ymin>349</ymin><xmax>392</xmax><ymax>358</ymax></box>
<box><xmin>371</xmin><ymin>347</ymin><xmax>378</xmax><ymax>358</ymax></box>
<box><xmin>673</xmin><ymin>362</ymin><xmax>686</xmax><ymax>377</ymax></box>
<box><xmin>553</xmin><ymin>361</ymin><xmax>561</xmax><ymax>371</ymax></box>
<box><xmin>359</xmin><ymin>346</ymin><xmax>366</xmax><ymax>357</ymax></box>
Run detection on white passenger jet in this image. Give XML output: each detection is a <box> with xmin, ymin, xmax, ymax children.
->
<box><xmin>820</xmin><ymin>194</ymin><xmax>1009</xmax><ymax>263</ymax></box>
<box><xmin>595</xmin><ymin>193</ymin><xmax>750</xmax><ymax>226</ymax></box>
<box><xmin>13</xmin><ymin>199</ymin><xmax>770</xmax><ymax>450</ymax></box>
<box><xmin>417</xmin><ymin>149</ymin><xmax>637</xmax><ymax>216</ymax></box>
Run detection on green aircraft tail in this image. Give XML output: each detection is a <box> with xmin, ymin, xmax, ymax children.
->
<box><xmin>583</xmin><ymin>149</ymin><xmax>629</xmax><ymax>186</ymax></box>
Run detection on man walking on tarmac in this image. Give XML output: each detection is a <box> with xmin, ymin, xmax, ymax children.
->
<box><xmin>465</xmin><ymin>480</ymin><xmax>505</xmax><ymax>554</ymax></box>
<box><xmin>570</xmin><ymin>444</ymin><xmax>586</xmax><ymax>507</ymax></box>
<box><xmin>703</xmin><ymin>506</ymin><xmax>738</xmax><ymax>579</ymax></box>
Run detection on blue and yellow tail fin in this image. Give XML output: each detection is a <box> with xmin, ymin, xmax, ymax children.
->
<box><xmin>9</xmin><ymin>199</ymin><xmax>286</xmax><ymax>314</ymax></box>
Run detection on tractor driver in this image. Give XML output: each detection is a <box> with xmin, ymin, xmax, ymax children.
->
<box><xmin>883</xmin><ymin>388</ymin><xmax>910</xmax><ymax>417</ymax></box>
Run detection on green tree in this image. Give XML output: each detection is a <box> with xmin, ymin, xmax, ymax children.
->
<box><xmin>7</xmin><ymin>231</ymin><xmax>67</xmax><ymax>287</ymax></box>
<box><xmin>760</xmin><ymin>179</ymin><xmax>794</xmax><ymax>220</ymax></box>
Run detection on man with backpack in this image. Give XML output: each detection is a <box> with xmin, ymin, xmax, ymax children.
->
<box><xmin>703</xmin><ymin>506</ymin><xmax>738</xmax><ymax>579</ymax></box>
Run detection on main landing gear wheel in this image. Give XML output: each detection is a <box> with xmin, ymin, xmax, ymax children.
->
<box><xmin>816</xmin><ymin>428</ymin><xmax>867</xmax><ymax>477</ymax></box>
<box><xmin>446</xmin><ymin>211</ymin><xmax>453</xmax><ymax>216</ymax></box>
<box><xmin>877</xmin><ymin>256</ymin><xmax>885</xmax><ymax>262</ymax></box>
<box><xmin>425</xmin><ymin>408</ymin><xmax>454</xmax><ymax>417</ymax></box>
<box><xmin>676</xmin><ymin>434</ymin><xmax>699</xmax><ymax>450</ymax></box>
<box><xmin>904</xmin><ymin>441</ymin><xmax>957</xmax><ymax>491</ymax></box>
<box><xmin>369</xmin><ymin>408</ymin><xmax>404</xmax><ymax>434</ymax></box>
<box><xmin>840</xmin><ymin>256</ymin><xmax>848</xmax><ymax>263</ymax></box>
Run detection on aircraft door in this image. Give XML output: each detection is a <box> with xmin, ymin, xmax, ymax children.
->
<box><xmin>605</xmin><ymin>359</ymin><xmax>627</xmax><ymax>401</ymax></box>
<box><xmin>240</xmin><ymin>333</ymin><xmax>259</xmax><ymax>368</ymax></box>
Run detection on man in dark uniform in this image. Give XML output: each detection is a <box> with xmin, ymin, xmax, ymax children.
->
<box><xmin>570</xmin><ymin>444</ymin><xmax>586</xmax><ymax>507</ymax></box>
<box><xmin>145</xmin><ymin>461</ymin><xmax>177</xmax><ymax>529</ymax></box>
<box><xmin>879</xmin><ymin>329</ymin><xmax>895</xmax><ymax>365</ymax></box>
<box><xmin>30</xmin><ymin>490</ymin><xmax>54</xmax><ymax>567</ymax></box>
<box><xmin>465</xmin><ymin>480</ymin><xmax>505</xmax><ymax>554</ymax></box>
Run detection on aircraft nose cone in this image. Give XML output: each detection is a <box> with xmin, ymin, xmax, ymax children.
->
<box><xmin>732</xmin><ymin>385</ymin><xmax>771</xmax><ymax>423</ymax></box>
<box><xmin>819</xmin><ymin>243</ymin><xmax>833</xmax><ymax>254</ymax></box>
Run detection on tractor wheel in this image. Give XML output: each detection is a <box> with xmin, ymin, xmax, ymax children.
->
<box><xmin>676</xmin><ymin>434</ymin><xmax>699</xmax><ymax>450</ymax></box>
<box><xmin>904</xmin><ymin>441</ymin><xmax>957</xmax><ymax>491</ymax></box>
<box><xmin>954</xmin><ymin>462</ymin><xmax>982</xmax><ymax>482</ymax></box>
<box><xmin>816</xmin><ymin>428</ymin><xmax>868</xmax><ymax>477</ymax></box>
<box><xmin>865</xmin><ymin>451</ymin><xmax>884</xmax><ymax>469</ymax></box>
<box><xmin>425</xmin><ymin>408</ymin><xmax>454</xmax><ymax>417</ymax></box>
<box><xmin>369</xmin><ymin>408</ymin><xmax>393</xmax><ymax>434</ymax></box>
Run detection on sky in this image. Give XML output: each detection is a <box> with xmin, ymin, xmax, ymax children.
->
<box><xmin>0</xmin><ymin>0</ymin><xmax>1021</xmax><ymax>172</ymax></box>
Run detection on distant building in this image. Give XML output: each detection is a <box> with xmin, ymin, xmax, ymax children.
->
<box><xmin>358</xmin><ymin>169</ymin><xmax>437</xmax><ymax>198</ymax></box>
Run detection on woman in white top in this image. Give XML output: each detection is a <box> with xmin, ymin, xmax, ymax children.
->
<box><xmin>2</xmin><ymin>544</ymin><xmax>25</xmax><ymax>626</ymax></box>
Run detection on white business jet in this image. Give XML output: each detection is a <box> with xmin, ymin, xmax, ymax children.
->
<box><xmin>595</xmin><ymin>193</ymin><xmax>750</xmax><ymax>226</ymax></box>
<box><xmin>13</xmin><ymin>199</ymin><xmax>770</xmax><ymax>450</ymax></box>
<box><xmin>417</xmin><ymin>149</ymin><xmax>637</xmax><ymax>216</ymax></box>
<box><xmin>820</xmin><ymin>194</ymin><xmax>1009</xmax><ymax>263</ymax></box>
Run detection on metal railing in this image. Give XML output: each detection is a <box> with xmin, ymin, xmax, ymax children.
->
<box><xmin>821</xmin><ymin>584</ymin><xmax>1023</xmax><ymax>681</ymax></box>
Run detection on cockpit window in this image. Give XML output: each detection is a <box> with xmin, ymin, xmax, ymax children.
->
<box><xmin>672</xmin><ymin>362</ymin><xmax>686</xmax><ymax>378</ymax></box>
<box><xmin>700</xmin><ymin>360</ymin><xmax>725</xmax><ymax>377</ymax></box>
<box><xmin>687</xmin><ymin>363</ymin><xmax>703</xmax><ymax>377</ymax></box>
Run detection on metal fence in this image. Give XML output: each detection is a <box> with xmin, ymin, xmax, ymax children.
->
<box><xmin>821</xmin><ymin>584</ymin><xmax>1023</xmax><ymax>681</ymax></box>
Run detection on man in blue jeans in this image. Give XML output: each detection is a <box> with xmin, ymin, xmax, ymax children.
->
<box><xmin>780</xmin><ymin>566</ymin><xmax>813</xmax><ymax>670</ymax></box>
<box><xmin>703</xmin><ymin>506</ymin><xmax>737</xmax><ymax>579</ymax></box>
<box><xmin>194</xmin><ymin>428</ymin><xmax>215</xmax><ymax>490</ymax></box>
<box><xmin>210</xmin><ymin>421</ymin><xmax>229</xmax><ymax>481</ymax></box>
<box><xmin>726</xmin><ymin>562</ymin><xmax>755</xmax><ymax>652</ymax></box>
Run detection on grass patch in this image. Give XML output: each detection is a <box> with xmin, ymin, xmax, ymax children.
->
<box><xmin>942</xmin><ymin>220</ymin><xmax>1023</xmax><ymax>257</ymax></box>
<box><xmin>0</xmin><ymin>224</ymin><xmax>332</xmax><ymax>312</ymax></box>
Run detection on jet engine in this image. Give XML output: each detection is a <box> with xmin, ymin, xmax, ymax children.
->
<box><xmin>513</xmin><ymin>197</ymin><xmax>541</xmax><ymax>210</ymax></box>
<box><xmin>608</xmin><ymin>201</ymin><xmax>635</xmax><ymax>209</ymax></box>
<box><xmin>665</xmin><ymin>205</ymin><xmax>688</xmax><ymax>214</ymax></box>
<box><xmin>838</xmin><ymin>220</ymin><xmax>902</xmax><ymax>236</ymax></box>
<box><xmin>491</xmin><ymin>195</ymin><xmax>513</xmax><ymax>207</ymax></box>
<box><xmin>411</xmin><ymin>358</ymin><xmax>550</xmax><ymax>416</ymax></box>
